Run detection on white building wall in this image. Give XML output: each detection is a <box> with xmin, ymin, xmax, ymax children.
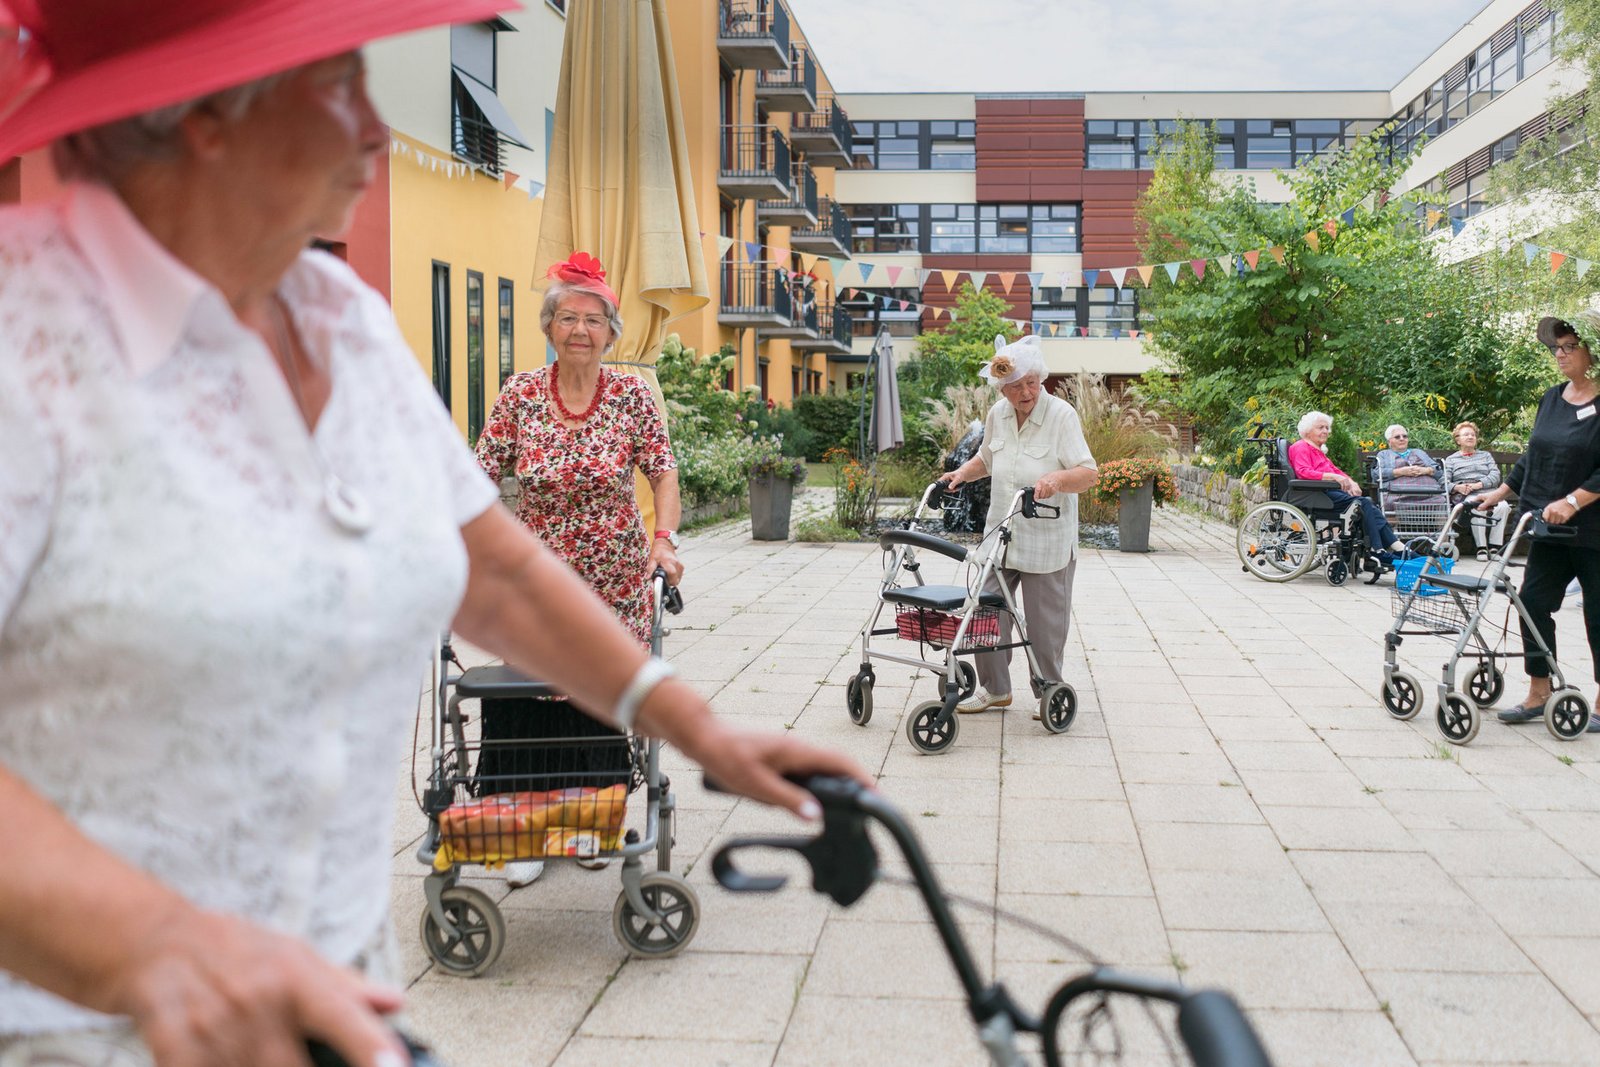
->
<box><xmin>1085</xmin><ymin>91</ymin><xmax>1389</xmax><ymax>120</ymax></box>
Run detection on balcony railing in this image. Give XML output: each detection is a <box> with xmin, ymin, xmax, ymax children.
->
<box><xmin>757</xmin><ymin>159</ymin><xmax>817</xmax><ymax>227</ymax></box>
<box><xmin>717</xmin><ymin>124</ymin><xmax>792</xmax><ymax>200</ymax></box>
<box><xmin>755</xmin><ymin>43</ymin><xmax>817</xmax><ymax>113</ymax></box>
<box><xmin>766</xmin><ymin>290</ymin><xmax>819</xmax><ymax>340</ymax></box>
<box><xmin>790</xmin><ymin>196</ymin><xmax>849</xmax><ymax>256</ymax></box>
<box><xmin>718</xmin><ymin>263</ymin><xmax>792</xmax><ymax>327</ymax></box>
<box><xmin>453</xmin><ymin>111</ymin><xmax>505</xmax><ymax>175</ymax></box>
<box><xmin>793</xmin><ymin>301</ymin><xmax>852</xmax><ymax>354</ymax></box>
<box><xmin>717</xmin><ymin>0</ymin><xmax>790</xmax><ymax>70</ymax></box>
<box><xmin>788</xmin><ymin>92</ymin><xmax>851</xmax><ymax>165</ymax></box>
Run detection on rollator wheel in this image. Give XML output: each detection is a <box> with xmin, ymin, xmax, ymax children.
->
<box><xmin>1324</xmin><ymin>558</ymin><xmax>1348</xmax><ymax>586</ymax></box>
<box><xmin>1436</xmin><ymin>692</ymin><xmax>1480</xmax><ymax>745</ymax></box>
<box><xmin>1237</xmin><ymin>502</ymin><xmax>1315</xmax><ymax>582</ymax></box>
<box><xmin>419</xmin><ymin>885</ymin><xmax>505</xmax><ymax>977</ymax></box>
<box><xmin>905</xmin><ymin>699</ymin><xmax>959</xmax><ymax>754</ymax></box>
<box><xmin>1466</xmin><ymin>663</ymin><xmax>1506</xmax><ymax>708</ymax></box>
<box><xmin>1038</xmin><ymin>682</ymin><xmax>1077</xmax><ymax>734</ymax></box>
<box><xmin>1381</xmin><ymin>670</ymin><xmax>1423</xmax><ymax>720</ymax></box>
<box><xmin>1544</xmin><ymin>689</ymin><xmax>1592</xmax><ymax>741</ymax></box>
<box><xmin>954</xmin><ymin>660</ymin><xmax>978</xmax><ymax>701</ymax></box>
<box><xmin>613</xmin><ymin>872</ymin><xmax>701</xmax><ymax>958</ymax></box>
<box><xmin>846</xmin><ymin>672</ymin><xmax>874</xmax><ymax>726</ymax></box>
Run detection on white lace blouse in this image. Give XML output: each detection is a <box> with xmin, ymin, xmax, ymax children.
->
<box><xmin>0</xmin><ymin>184</ymin><xmax>498</xmax><ymax>1034</ymax></box>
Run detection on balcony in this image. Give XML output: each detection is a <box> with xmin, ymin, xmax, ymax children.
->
<box><xmin>757</xmin><ymin>160</ymin><xmax>817</xmax><ymax>228</ymax></box>
<box><xmin>717</xmin><ymin>0</ymin><xmax>790</xmax><ymax>71</ymax></box>
<box><xmin>718</xmin><ymin>125</ymin><xmax>792</xmax><ymax>200</ymax></box>
<box><xmin>718</xmin><ymin>264</ymin><xmax>793</xmax><ymax>328</ymax></box>
<box><xmin>764</xmin><ymin>294</ymin><xmax>819</xmax><ymax>340</ymax></box>
<box><xmin>792</xmin><ymin>302</ymin><xmax>851</xmax><ymax>355</ymax></box>
<box><xmin>755</xmin><ymin>43</ymin><xmax>817</xmax><ymax>113</ymax></box>
<box><xmin>788</xmin><ymin>93</ymin><xmax>851</xmax><ymax>167</ymax></box>
<box><xmin>790</xmin><ymin>196</ymin><xmax>848</xmax><ymax>257</ymax></box>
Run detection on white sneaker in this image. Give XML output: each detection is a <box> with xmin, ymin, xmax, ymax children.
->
<box><xmin>956</xmin><ymin>687</ymin><xmax>1012</xmax><ymax>714</ymax></box>
<box><xmin>577</xmin><ymin>856</ymin><xmax>612</xmax><ymax>871</ymax></box>
<box><xmin>504</xmin><ymin>860</ymin><xmax>545</xmax><ymax>888</ymax></box>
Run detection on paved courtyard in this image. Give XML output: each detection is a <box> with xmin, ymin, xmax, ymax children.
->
<box><xmin>395</xmin><ymin>496</ymin><xmax>1600</xmax><ymax>1067</ymax></box>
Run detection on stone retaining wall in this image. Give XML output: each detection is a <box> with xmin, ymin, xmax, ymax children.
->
<box><xmin>1173</xmin><ymin>463</ymin><xmax>1267</xmax><ymax>525</ymax></box>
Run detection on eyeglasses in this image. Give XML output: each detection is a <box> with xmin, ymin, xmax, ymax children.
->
<box><xmin>1552</xmin><ymin>341</ymin><xmax>1586</xmax><ymax>355</ymax></box>
<box><xmin>553</xmin><ymin>312</ymin><xmax>611</xmax><ymax>332</ymax></box>
<box><xmin>1391</xmin><ymin>434</ymin><xmax>1408</xmax><ymax>439</ymax></box>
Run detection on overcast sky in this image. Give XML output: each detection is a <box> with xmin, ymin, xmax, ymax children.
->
<box><xmin>786</xmin><ymin>0</ymin><xmax>1495</xmax><ymax>94</ymax></box>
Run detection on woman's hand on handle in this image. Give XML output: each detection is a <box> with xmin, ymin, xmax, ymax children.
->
<box><xmin>673</xmin><ymin>717</ymin><xmax>873</xmax><ymax>821</ymax></box>
<box><xmin>1475</xmin><ymin>484</ymin><xmax>1511</xmax><ymax>511</ymax></box>
<box><xmin>647</xmin><ymin>539</ymin><xmax>683</xmax><ymax>586</ymax></box>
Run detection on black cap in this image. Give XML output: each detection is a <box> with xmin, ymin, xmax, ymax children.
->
<box><xmin>1538</xmin><ymin>315</ymin><xmax>1579</xmax><ymax>348</ymax></box>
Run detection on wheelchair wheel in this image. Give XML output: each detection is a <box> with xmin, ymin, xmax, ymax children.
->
<box><xmin>906</xmin><ymin>700</ymin><xmax>959</xmax><ymax>754</ymax></box>
<box><xmin>613</xmin><ymin>872</ymin><xmax>700</xmax><ymax>958</ymax></box>
<box><xmin>1237</xmin><ymin>502</ymin><xmax>1315</xmax><ymax>582</ymax></box>
<box><xmin>846</xmin><ymin>670</ymin><xmax>874</xmax><ymax>726</ymax></box>
<box><xmin>1466</xmin><ymin>663</ymin><xmax>1505</xmax><ymax>708</ymax></box>
<box><xmin>1382</xmin><ymin>670</ymin><xmax>1422</xmax><ymax>720</ymax></box>
<box><xmin>1037</xmin><ymin>682</ymin><xmax>1077</xmax><ymax>734</ymax></box>
<box><xmin>1545</xmin><ymin>689</ymin><xmax>1592</xmax><ymax>741</ymax></box>
<box><xmin>1436</xmin><ymin>692</ymin><xmax>1480</xmax><ymax>745</ymax></box>
<box><xmin>1361</xmin><ymin>555</ymin><xmax>1383</xmax><ymax>584</ymax></box>
<box><xmin>419</xmin><ymin>885</ymin><xmax>505</xmax><ymax>977</ymax></box>
<box><xmin>1324</xmin><ymin>558</ymin><xmax>1349</xmax><ymax>586</ymax></box>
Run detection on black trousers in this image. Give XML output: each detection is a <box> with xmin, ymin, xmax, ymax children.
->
<box><xmin>1517</xmin><ymin>540</ymin><xmax>1600</xmax><ymax>682</ymax></box>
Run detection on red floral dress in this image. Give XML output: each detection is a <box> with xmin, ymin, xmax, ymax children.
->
<box><xmin>475</xmin><ymin>366</ymin><xmax>676</xmax><ymax>644</ymax></box>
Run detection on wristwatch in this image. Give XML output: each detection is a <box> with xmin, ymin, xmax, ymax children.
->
<box><xmin>1565</xmin><ymin>493</ymin><xmax>1580</xmax><ymax>511</ymax></box>
<box><xmin>655</xmin><ymin>529</ymin><xmax>681</xmax><ymax>549</ymax></box>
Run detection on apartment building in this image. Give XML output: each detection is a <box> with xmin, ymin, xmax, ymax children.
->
<box><xmin>823</xmin><ymin>0</ymin><xmax>1576</xmax><ymax>394</ymax></box>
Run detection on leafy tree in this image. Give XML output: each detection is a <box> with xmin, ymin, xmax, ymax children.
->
<box><xmin>894</xmin><ymin>284</ymin><xmax>1020</xmax><ymax>463</ymax></box>
<box><xmin>656</xmin><ymin>335</ymin><xmax>747</xmax><ymax>440</ymax></box>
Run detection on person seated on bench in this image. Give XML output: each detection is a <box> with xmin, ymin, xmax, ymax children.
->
<box><xmin>1374</xmin><ymin>424</ymin><xmax>1442</xmax><ymax>492</ymax></box>
<box><xmin>1288</xmin><ymin>411</ymin><xmax>1408</xmax><ymax>560</ymax></box>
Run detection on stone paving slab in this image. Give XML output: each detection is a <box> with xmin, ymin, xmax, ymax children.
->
<box><xmin>397</xmin><ymin>497</ymin><xmax>1600</xmax><ymax>1065</ymax></box>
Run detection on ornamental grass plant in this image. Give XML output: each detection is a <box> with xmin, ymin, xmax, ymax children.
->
<box><xmin>1056</xmin><ymin>371</ymin><xmax>1176</xmax><ymax>522</ymax></box>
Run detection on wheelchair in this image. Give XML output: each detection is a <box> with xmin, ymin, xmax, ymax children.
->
<box><xmin>1236</xmin><ymin>426</ymin><xmax>1386</xmax><ymax>586</ymax></box>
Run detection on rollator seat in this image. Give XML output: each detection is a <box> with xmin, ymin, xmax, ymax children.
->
<box><xmin>455</xmin><ymin>665</ymin><xmax>561</xmax><ymax>699</ymax></box>
<box><xmin>1423</xmin><ymin>572</ymin><xmax>1509</xmax><ymax>595</ymax></box>
<box><xmin>881</xmin><ymin>584</ymin><xmax>1006</xmax><ymax>612</ymax></box>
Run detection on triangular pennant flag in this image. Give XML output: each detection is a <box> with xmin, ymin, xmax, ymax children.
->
<box><xmin>1190</xmin><ymin>259</ymin><xmax>1207</xmax><ymax>281</ymax></box>
<box><xmin>526</xmin><ymin>180</ymin><xmax>543</xmax><ymax>199</ymax></box>
<box><xmin>1339</xmin><ymin>208</ymin><xmax>1355</xmax><ymax>227</ymax></box>
<box><xmin>1163</xmin><ymin>262</ymin><xmax>1181</xmax><ymax>283</ymax></box>
<box><xmin>716</xmin><ymin>236</ymin><xmax>735</xmax><ymax>258</ymax></box>
<box><xmin>1244</xmin><ymin>250</ymin><xmax>1261</xmax><ymax>271</ymax></box>
<box><xmin>1426</xmin><ymin>209</ymin><xmax>1445</xmax><ymax>228</ymax></box>
<box><xmin>998</xmin><ymin>272</ymin><xmax>1017</xmax><ymax>294</ymax></box>
<box><xmin>859</xmin><ymin>262</ymin><xmax>875</xmax><ymax>281</ymax></box>
<box><xmin>1136</xmin><ymin>264</ymin><xmax>1156</xmax><ymax>287</ymax></box>
<box><xmin>1107</xmin><ymin>267</ymin><xmax>1129</xmax><ymax>289</ymax></box>
<box><xmin>1078</xmin><ymin>327</ymin><xmax>1088</xmax><ymax>337</ymax></box>
<box><xmin>744</xmin><ymin>241</ymin><xmax>761</xmax><ymax>262</ymax></box>
<box><xmin>1323</xmin><ymin>219</ymin><xmax>1338</xmax><ymax>237</ymax></box>
<box><xmin>1025</xmin><ymin>271</ymin><xmax>1044</xmax><ymax>289</ymax></box>
<box><xmin>1550</xmin><ymin>252</ymin><xmax>1568</xmax><ymax>274</ymax></box>
<box><xmin>502</xmin><ymin>170</ymin><xmax>520</xmax><ymax>190</ymax></box>
<box><xmin>948</xmin><ymin>310</ymin><xmax>958</xmax><ymax>322</ymax></box>
<box><xmin>928</xmin><ymin>306</ymin><xmax>943</xmax><ymax>320</ymax></box>
<box><xmin>969</xmin><ymin>271</ymin><xmax>988</xmax><ymax>288</ymax></box>
<box><xmin>1449</xmin><ymin>218</ymin><xmax>1465</xmax><ymax>236</ymax></box>
<box><xmin>827</xmin><ymin>256</ymin><xmax>849</xmax><ymax>277</ymax></box>
<box><xmin>885</xmin><ymin>266</ymin><xmax>903</xmax><ymax>286</ymax></box>
<box><xmin>1059</xmin><ymin>270</ymin><xmax>1075</xmax><ymax>289</ymax></box>
<box><xmin>1304</xmin><ymin>230</ymin><xmax>1321</xmax><ymax>252</ymax></box>
<box><xmin>1083</xmin><ymin>269</ymin><xmax>1100</xmax><ymax>290</ymax></box>
<box><xmin>1129</xmin><ymin>329</ymin><xmax>1141</xmax><ymax>339</ymax></box>
<box><xmin>916</xmin><ymin>268</ymin><xmax>933</xmax><ymax>287</ymax></box>
<box><xmin>898</xmin><ymin>299</ymin><xmax>910</xmax><ymax>311</ymax></box>
<box><xmin>1111</xmin><ymin>329</ymin><xmax>1123</xmax><ymax>340</ymax></box>
<box><xmin>1578</xmin><ymin>260</ymin><xmax>1594</xmax><ymax>280</ymax></box>
<box><xmin>1267</xmin><ymin>246</ymin><xmax>1286</xmax><ymax>266</ymax></box>
<box><xmin>940</xmin><ymin>269</ymin><xmax>960</xmax><ymax>289</ymax></box>
<box><xmin>1218</xmin><ymin>255</ymin><xmax>1235</xmax><ymax>277</ymax></box>
<box><xmin>1523</xmin><ymin>242</ymin><xmax>1541</xmax><ymax>263</ymax></box>
<box><xmin>1377</xmin><ymin>189</ymin><xmax>1391</xmax><ymax>208</ymax></box>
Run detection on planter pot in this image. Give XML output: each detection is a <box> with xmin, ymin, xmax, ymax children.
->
<box><xmin>749</xmin><ymin>475</ymin><xmax>796</xmax><ymax>540</ymax></box>
<box><xmin>1117</xmin><ymin>478</ymin><xmax>1155</xmax><ymax>553</ymax></box>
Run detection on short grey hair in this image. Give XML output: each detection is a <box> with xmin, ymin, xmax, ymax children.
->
<box><xmin>51</xmin><ymin>72</ymin><xmax>291</xmax><ymax>183</ymax></box>
<box><xmin>1298</xmin><ymin>410</ymin><xmax>1332</xmax><ymax>436</ymax></box>
<box><xmin>1385</xmin><ymin>424</ymin><xmax>1408</xmax><ymax>441</ymax></box>
<box><xmin>540</xmin><ymin>280</ymin><xmax>623</xmax><ymax>351</ymax></box>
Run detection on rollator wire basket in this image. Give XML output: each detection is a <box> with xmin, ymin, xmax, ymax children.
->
<box><xmin>1390</xmin><ymin>584</ymin><xmax>1478</xmax><ymax>633</ymax></box>
<box><xmin>894</xmin><ymin>602</ymin><xmax>1001</xmax><ymax>650</ymax></box>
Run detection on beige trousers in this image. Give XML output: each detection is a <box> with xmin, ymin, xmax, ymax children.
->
<box><xmin>973</xmin><ymin>557</ymin><xmax>1078</xmax><ymax>698</ymax></box>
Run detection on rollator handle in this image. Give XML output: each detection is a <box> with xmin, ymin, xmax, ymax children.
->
<box><xmin>706</xmin><ymin>774</ymin><xmax>879</xmax><ymax>907</ymax></box>
<box><xmin>651</xmin><ymin>565</ymin><xmax>684</xmax><ymax>614</ymax></box>
<box><xmin>1020</xmin><ymin>487</ymin><xmax>1061</xmax><ymax>519</ymax></box>
<box><xmin>1530</xmin><ymin>516</ymin><xmax>1578</xmax><ymax>540</ymax></box>
<box><xmin>307</xmin><ymin>1033</ymin><xmax>445</xmax><ymax>1067</ymax></box>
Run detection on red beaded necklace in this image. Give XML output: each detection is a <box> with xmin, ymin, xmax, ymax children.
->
<box><xmin>551</xmin><ymin>362</ymin><xmax>605</xmax><ymax>423</ymax></box>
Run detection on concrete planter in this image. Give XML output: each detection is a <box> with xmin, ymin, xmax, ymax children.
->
<box><xmin>1117</xmin><ymin>478</ymin><xmax>1155</xmax><ymax>553</ymax></box>
<box><xmin>749</xmin><ymin>475</ymin><xmax>797</xmax><ymax>540</ymax></box>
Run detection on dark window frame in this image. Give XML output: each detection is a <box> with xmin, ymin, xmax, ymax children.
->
<box><xmin>497</xmin><ymin>277</ymin><xmax>515</xmax><ymax>388</ymax></box>
<box><xmin>430</xmin><ymin>261</ymin><xmax>452</xmax><ymax>412</ymax></box>
<box><xmin>466</xmin><ymin>270</ymin><xmax>485</xmax><ymax>444</ymax></box>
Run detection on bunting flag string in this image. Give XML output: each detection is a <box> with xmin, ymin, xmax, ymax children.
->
<box><xmin>388</xmin><ymin>136</ymin><xmax>545</xmax><ymax>197</ymax></box>
<box><xmin>1516</xmin><ymin>240</ymin><xmax>1595</xmax><ymax>280</ymax></box>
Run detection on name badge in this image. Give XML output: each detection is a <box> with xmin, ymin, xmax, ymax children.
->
<box><xmin>1578</xmin><ymin>404</ymin><xmax>1596</xmax><ymax>421</ymax></box>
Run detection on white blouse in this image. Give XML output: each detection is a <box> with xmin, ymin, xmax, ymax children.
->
<box><xmin>0</xmin><ymin>184</ymin><xmax>498</xmax><ymax>1034</ymax></box>
<box><xmin>978</xmin><ymin>392</ymin><xmax>1097</xmax><ymax>573</ymax></box>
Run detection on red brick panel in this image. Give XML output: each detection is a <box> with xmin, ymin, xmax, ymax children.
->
<box><xmin>1081</xmin><ymin>170</ymin><xmax>1152</xmax><ymax>268</ymax></box>
<box><xmin>975</xmin><ymin>98</ymin><xmax>1085</xmax><ymax>203</ymax></box>
<box><xmin>921</xmin><ymin>253</ymin><xmax>1034</xmax><ymax>329</ymax></box>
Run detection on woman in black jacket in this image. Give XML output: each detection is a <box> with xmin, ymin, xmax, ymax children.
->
<box><xmin>1476</xmin><ymin>311</ymin><xmax>1600</xmax><ymax>729</ymax></box>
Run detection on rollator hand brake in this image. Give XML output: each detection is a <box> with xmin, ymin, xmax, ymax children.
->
<box><xmin>307</xmin><ymin>1032</ymin><xmax>444</xmax><ymax>1067</ymax></box>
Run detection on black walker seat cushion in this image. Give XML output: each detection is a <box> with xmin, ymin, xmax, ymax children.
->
<box><xmin>881</xmin><ymin>584</ymin><xmax>1006</xmax><ymax>612</ymax></box>
<box><xmin>1422</xmin><ymin>572</ymin><xmax>1508</xmax><ymax>595</ymax></box>
<box><xmin>456</xmin><ymin>665</ymin><xmax>561</xmax><ymax>699</ymax></box>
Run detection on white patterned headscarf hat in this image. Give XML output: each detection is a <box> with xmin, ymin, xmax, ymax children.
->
<box><xmin>979</xmin><ymin>334</ymin><xmax>1046</xmax><ymax>387</ymax></box>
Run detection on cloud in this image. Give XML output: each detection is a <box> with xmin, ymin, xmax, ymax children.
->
<box><xmin>789</xmin><ymin>0</ymin><xmax>1494</xmax><ymax>93</ymax></box>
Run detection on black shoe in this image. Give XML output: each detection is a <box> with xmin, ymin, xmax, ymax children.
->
<box><xmin>1496</xmin><ymin>704</ymin><xmax>1542</xmax><ymax>724</ymax></box>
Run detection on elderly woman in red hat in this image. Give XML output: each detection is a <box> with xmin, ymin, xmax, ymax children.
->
<box><xmin>470</xmin><ymin>251</ymin><xmax>682</xmax><ymax>888</ymax></box>
<box><xmin>0</xmin><ymin>3</ymin><xmax>866</xmax><ymax>1065</ymax></box>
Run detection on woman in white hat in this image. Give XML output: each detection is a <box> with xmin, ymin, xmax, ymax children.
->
<box><xmin>940</xmin><ymin>335</ymin><xmax>1098</xmax><ymax>713</ymax></box>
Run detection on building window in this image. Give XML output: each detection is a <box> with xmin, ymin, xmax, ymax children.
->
<box><xmin>848</xmin><ymin>202</ymin><xmax>919</xmax><ymax>253</ymax></box>
<box><xmin>546</xmin><ymin>0</ymin><xmax>566</xmax><ymax>13</ymax></box>
<box><xmin>1030</xmin><ymin>204</ymin><xmax>1080</xmax><ymax>253</ymax></box>
<box><xmin>791</xmin><ymin>367</ymin><xmax>802</xmax><ymax>397</ymax></box>
<box><xmin>757</xmin><ymin>359</ymin><xmax>769</xmax><ymax>402</ymax></box>
<box><xmin>497</xmin><ymin>277</ymin><xmax>515</xmax><ymax>388</ymax></box>
<box><xmin>928</xmin><ymin>203</ymin><xmax>975</xmax><ymax>253</ymax></box>
<box><xmin>430</xmin><ymin>262</ymin><xmax>452</xmax><ymax>412</ymax></box>
<box><xmin>1085</xmin><ymin>120</ymin><xmax>1138</xmax><ymax>169</ymax></box>
<box><xmin>1244</xmin><ymin>120</ymin><xmax>1292</xmax><ymax>169</ymax></box>
<box><xmin>849</xmin><ymin>119</ymin><xmax>975</xmax><ymax>170</ymax></box>
<box><xmin>450</xmin><ymin>20</ymin><xmax>528</xmax><ymax>175</ymax></box>
<box><xmin>466</xmin><ymin>272</ymin><xmax>485</xmax><ymax>444</ymax></box>
<box><xmin>1088</xmin><ymin>287</ymin><xmax>1139</xmax><ymax>333</ymax></box>
<box><xmin>978</xmin><ymin>204</ymin><xmax>1028</xmax><ymax>254</ymax></box>
<box><xmin>1031</xmin><ymin>287</ymin><xmax>1081</xmax><ymax>331</ymax></box>
<box><xmin>928</xmin><ymin>120</ymin><xmax>975</xmax><ymax>169</ymax></box>
<box><xmin>840</xmin><ymin>287</ymin><xmax>922</xmax><ymax>337</ymax></box>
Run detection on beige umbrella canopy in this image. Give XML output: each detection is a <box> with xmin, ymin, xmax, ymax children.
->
<box><xmin>535</xmin><ymin>0</ymin><xmax>709</xmax><ymax>407</ymax></box>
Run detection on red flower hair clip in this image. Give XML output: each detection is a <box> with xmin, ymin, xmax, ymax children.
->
<box><xmin>546</xmin><ymin>251</ymin><xmax>619</xmax><ymax>306</ymax></box>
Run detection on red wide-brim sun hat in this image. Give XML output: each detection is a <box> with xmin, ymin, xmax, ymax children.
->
<box><xmin>0</xmin><ymin>0</ymin><xmax>520</xmax><ymax>162</ymax></box>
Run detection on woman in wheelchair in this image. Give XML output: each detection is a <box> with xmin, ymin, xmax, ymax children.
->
<box><xmin>1290</xmin><ymin>412</ymin><xmax>1409</xmax><ymax>562</ymax></box>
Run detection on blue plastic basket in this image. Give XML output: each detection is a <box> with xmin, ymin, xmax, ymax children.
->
<box><xmin>1395</xmin><ymin>554</ymin><xmax>1453</xmax><ymax>596</ymax></box>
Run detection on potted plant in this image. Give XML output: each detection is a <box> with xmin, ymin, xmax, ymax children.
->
<box><xmin>1092</xmin><ymin>456</ymin><xmax>1177</xmax><ymax>553</ymax></box>
<box><xmin>746</xmin><ymin>436</ymin><xmax>808</xmax><ymax>540</ymax></box>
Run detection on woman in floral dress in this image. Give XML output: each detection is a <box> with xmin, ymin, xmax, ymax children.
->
<box><xmin>473</xmin><ymin>252</ymin><xmax>683</xmax><ymax>885</ymax></box>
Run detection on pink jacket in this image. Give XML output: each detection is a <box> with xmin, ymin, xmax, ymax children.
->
<box><xmin>1288</xmin><ymin>440</ymin><xmax>1346</xmax><ymax>483</ymax></box>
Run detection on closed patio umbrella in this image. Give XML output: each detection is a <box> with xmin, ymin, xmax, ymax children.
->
<box><xmin>535</xmin><ymin>0</ymin><xmax>709</xmax><ymax>528</ymax></box>
<box><xmin>868</xmin><ymin>325</ymin><xmax>904</xmax><ymax>455</ymax></box>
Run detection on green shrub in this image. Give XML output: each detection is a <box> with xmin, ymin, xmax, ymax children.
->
<box><xmin>657</xmin><ymin>335</ymin><xmax>750</xmax><ymax>440</ymax></box>
<box><xmin>794</xmin><ymin>517</ymin><xmax>859</xmax><ymax>542</ymax></box>
<box><xmin>675</xmin><ymin>432</ymin><xmax>759</xmax><ymax>509</ymax></box>
<box><xmin>792</xmin><ymin>392</ymin><xmax>860</xmax><ymax>461</ymax></box>
<box><xmin>875</xmin><ymin>452</ymin><xmax>941</xmax><ymax>498</ymax></box>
